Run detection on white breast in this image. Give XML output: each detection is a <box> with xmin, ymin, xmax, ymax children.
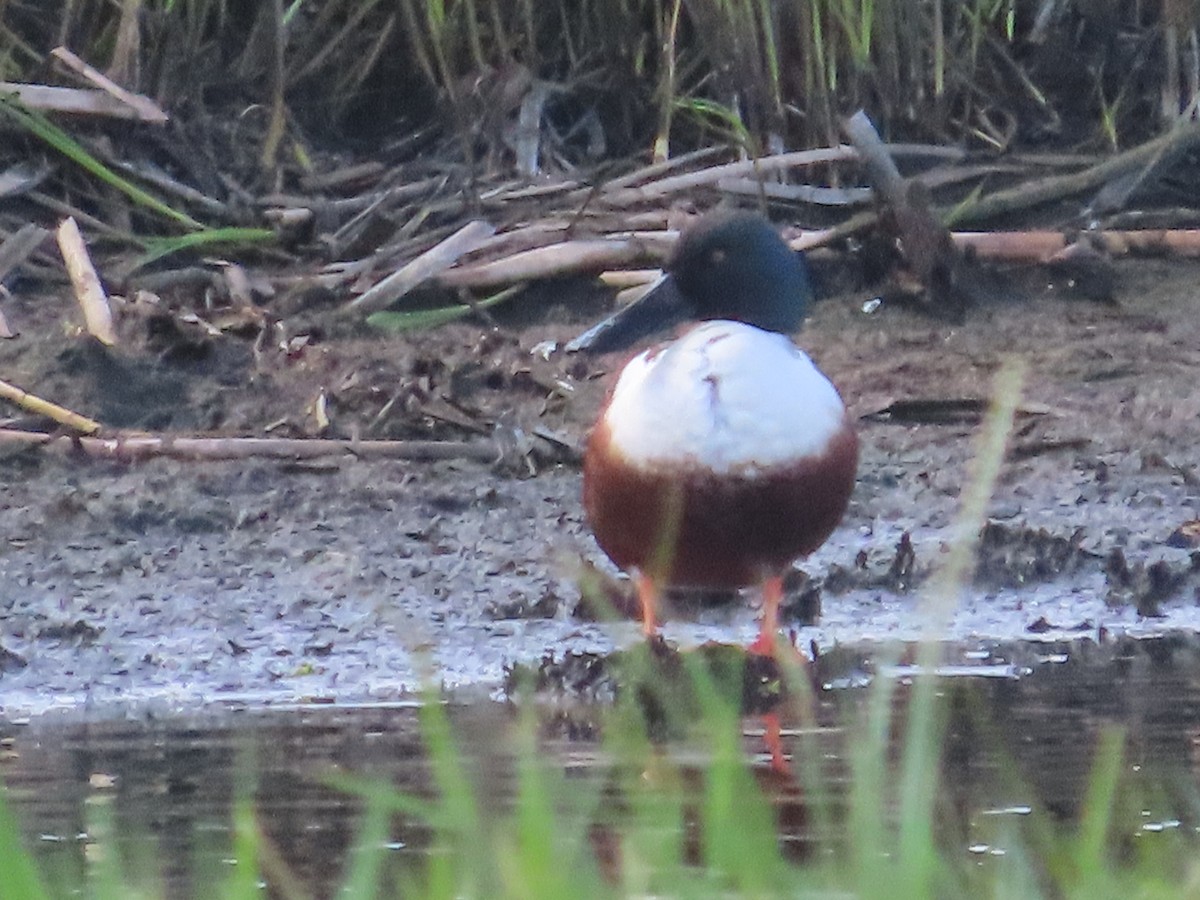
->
<box><xmin>602</xmin><ymin>320</ymin><xmax>847</xmax><ymax>475</ymax></box>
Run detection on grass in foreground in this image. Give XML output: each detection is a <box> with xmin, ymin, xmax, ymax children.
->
<box><xmin>4</xmin><ymin>646</ymin><xmax>1200</xmax><ymax>900</ymax></box>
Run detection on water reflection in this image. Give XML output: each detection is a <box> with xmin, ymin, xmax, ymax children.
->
<box><xmin>3</xmin><ymin>637</ymin><xmax>1200</xmax><ymax>895</ymax></box>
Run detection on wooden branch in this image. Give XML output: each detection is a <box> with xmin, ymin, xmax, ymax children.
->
<box><xmin>952</xmin><ymin>121</ymin><xmax>1200</xmax><ymax>225</ymax></box>
<box><xmin>717</xmin><ymin>176</ymin><xmax>871</xmax><ymax>206</ymax></box>
<box><xmin>842</xmin><ymin>111</ymin><xmax>906</xmax><ymax>206</ymax></box>
<box><xmin>0</xmin><ymin>429</ymin><xmax>502</xmax><ymax>463</ymax></box>
<box><xmin>0</xmin><ymin>82</ymin><xmax>158</xmax><ymax>120</ymax></box>
<box><xmin>843</xmin><ymin>110</ymin><xmax>969</xmax><ymax>317</ymax></box>
<box><xmin>426</xmin><ymin>219</ymin><xmax>1200</xmax><ymax>297</ymax></box>
<box><xmin>1094</xmin><ymin>228</ymin><xmax>1200</xmax><ymax>256</ymax></box>
<box><xmin>348</xmin><ymin>219</ymin><xmax>496</xmax><ymax>313</ymax></box>
<box><xmin>438</xmin><ymin>237</ymin><xmax>659</xmax><ymax>289</ymax></box>
<box><xmin>953</xmin><ymin>228</ymin><xmax>1200</xmax><ymax>261</ymax></box>
<box><xmin>595</xmin><ymin>146</ymin><xmax>857</xmax><ymax>207</ymax></box>
<box><xmin>950</xmin><ymin>231</ymin><xmax>1069</xmax><ymax>261</ymax></box>
<box><xmin>601</xmin><ymin>146</ymin><xmax>730</xmax><ymax>190</ymax></box>
<box><xmin>56</xmin><ymin>217</ymin><xmax>116</xmax><ymax>345</ymax></box>
<box><xmin>598</xmin><ymin>268</ymin><xmax>661</xmax><ymax>288</ymax></box>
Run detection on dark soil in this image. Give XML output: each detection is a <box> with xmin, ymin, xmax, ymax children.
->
<box><xmin>2</xmin><ymin>257</ymin><xmax>1200</xmax><ymax>721</ymax></box>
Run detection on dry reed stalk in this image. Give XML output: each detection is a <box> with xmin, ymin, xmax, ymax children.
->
<box><xmin>595</xmin><ymin>146</ymin><xmax>857</xmax><ymax>207</ymax></box>
<box><xmin>0</xmin><ymin>381</ymin><xmax>102</xmax><ymax>433</ymax></box>
<box><xmin>598</xmin><ymin>269</ymin><xmax>661</xmax><ymax>288</ymax></box>
<box><xmin>0</xmin><ymin>83</ymin><xmax>154</xmax><ymax>119</ymax></box>
<box><xmin>0</xmin><ymin>429</ymin><xmax>501</xmax><ymax>463</ymax></box>
<box><xmin>50</xmin><ymin>46</ymin><xmax>167</xmax><ymax>123</ymax></box>
<box><xmin>953</xmin><ymin>229</ymin><xmax>1200</xmax><ymax>261</ymax></box>
<box><xmin>349</xmin><ymin>219</ymin><xmax>496</xmax><ymax>313</ymax></box>
<box><xmin>438</xmin><ymin>238</ymin><xmax>654</xmax><ymax>289</ymax></box>
<box><xmin>56</xmin><ymin>217</ymin><xmax>116</xmax><ymax>345</ymax></box>
<box><xmin>955</xmin><ymin>121</ymin><xmax>1200</xmax><ymax>225</ymax></box>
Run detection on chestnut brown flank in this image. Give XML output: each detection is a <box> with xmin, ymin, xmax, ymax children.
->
<box><xmin>583</xmin><ymin>418</ymin><xmax>858</xmax><ymax>589</ymax></box>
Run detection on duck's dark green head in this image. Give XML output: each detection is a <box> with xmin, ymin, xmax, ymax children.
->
<box><xmin>667</xmin><ymin>210</ymin><xmax>812</xmax><ymax>333</ymax></box>
<box><xmin>568</xmin><ymin>210</ymin><xmax>812</xmax><ymax>353</ymax></box>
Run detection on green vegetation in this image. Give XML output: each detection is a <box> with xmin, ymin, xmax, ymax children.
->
<box><xmin>366</xmin><ymin>284</ymin><xmax>524</xmax><ymax>332</ymax></box>
<box><xmin>6</xmin><ymin>642</ymin><xmax>1200</xmax><ymax>898</ymax></box>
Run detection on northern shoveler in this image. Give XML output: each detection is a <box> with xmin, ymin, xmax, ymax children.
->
<box><xmin>582</xmin><ymin>210</ymin><xmax>858</xmax><ymax>654</ymax></box>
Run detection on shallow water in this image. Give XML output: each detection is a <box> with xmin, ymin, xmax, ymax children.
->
<box><xmin>4</xmin><ymin>636</ymin><xmax>1200</xmax><ymax>896</ymax></box>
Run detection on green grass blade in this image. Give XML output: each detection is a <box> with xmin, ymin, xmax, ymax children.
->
<box><xmin>321</xmin><ymin>770</ymin><xmax>439</xmax><ymax>822</ymax></box>
<box><xmin>849</xmin><ymin>652</ymin><xmax>898</xmax><ymax>894</ymax></box>
<box><xmin>418</xmin><ymin>689</ymin><xmax>492</xmax><ymax>897</ymax></box>
<box><xmin>224</xmin><ymin>797</ymin><xmax>263</xmax><ymax>900</ymax></box>
<box><xmin>673</xmin><ymin>97</ymin><xmax>755</xmax><ymax>153</ymax></box>
<box><xmin>0</xmin><ymin>786</ymin><xmax>50</xmax><ymax>900</ymax></box>
<box><xmin>684</xmin><ymin>652</ymin><xmax>783</xmax><ymax>893</ymax></box>
<box><xmin>0</xmin><ymin>94</ymin><xmax>205</xmax><ymax>231</ymax></box>
<box><xmin>337</xmin><ymin>784</ymin><xmax>393</xmax><ymax>899</ymax></box>
<box><xmin>85</xmin><ymin>793</ymin><xmax>140</xmax><ymax>900</ymax></box>
<box><xmin>135</xmin><ymin>227</ymin><xmax>277</xmax><ymax>269</ymax></box>
<box><xmin>601</xmin><ymin>653</ymin><xmax>689</xmax><ymax>894</ymax></box>
<box><xmin>1075</xmin><ymin>728</ymin><xmax>1125</xmax><ymax>881</ymax></box>
<box><xmin>366</xmin><ymin>284</ymin><xmax>522</xmax><ymax>332</ymax></box>
<box><xmin>506</xmin><ymin>700</ymin><xmax>581</xmax><ymax>900</ymax></box>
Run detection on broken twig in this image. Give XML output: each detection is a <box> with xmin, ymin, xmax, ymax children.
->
<box><xmin>348</xmin><ymin>219</ymin><xmax>496</xmax><ymax>313</ymax></box>
<box><xmin>0</xmin><ymin>429</ymin><xmax>501</xmax><ymax>463</ymax></box>
<box><xmin>953</xmin><ymin>121</ymin><xmax>1200</xmax><ymax>225</ymax></box>
<box><xmin>56</xmin><ymin>217</ymin><xmax>116</xmax><ymax>345</ymax></box>
<box><xmin>0</xmin><ymin>380</ymin><xmax>102</xmax><ymax>433</ymax></box>
<box><xmin>50</xmin><ymin>46</ymin><xmax>169</xmax><ymax>123</ymax></box>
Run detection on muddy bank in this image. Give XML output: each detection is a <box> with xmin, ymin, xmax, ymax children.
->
<box><xmin>2</xmin><ymin>259</ymin><xmax>1199</xmax><ymax>720</ymax></box>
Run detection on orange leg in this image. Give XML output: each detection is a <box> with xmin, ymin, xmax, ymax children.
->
<box><xmin>760</xmin><ymin>710</ymin><xmax>790</xmax><ymax>775</ymax></box>
<box><xmin>634</xmin><ymin>570</ymin><xmax>659</xmax><ymax>636</ymax></box>
<box><xmin>748</xmin><ymin>574</ymin><xmax>784</xmax><ymax>656</ymax></box>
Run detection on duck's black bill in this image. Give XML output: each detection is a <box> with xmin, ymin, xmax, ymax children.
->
<box><xmin>566</xmin><ymin>274</ymin><xmax>693</xmax><ymax>354</ymax></box>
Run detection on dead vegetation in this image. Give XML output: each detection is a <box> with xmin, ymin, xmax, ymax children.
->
<box><xmin>3</xmin><ymin>2</ymin><xmax>1200</xmax><ymax>456</ymax></box>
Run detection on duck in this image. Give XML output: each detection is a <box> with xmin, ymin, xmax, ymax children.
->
<box><xmin>580</xmin><ymin>210</ymin><xmax>858</xmax><ymax>654</ymax></box>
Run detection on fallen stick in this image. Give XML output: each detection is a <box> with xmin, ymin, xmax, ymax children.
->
<box><xmin>844</xmin><ymin>110</ymin><xmax>970</xmax><ymax>316</ymax></box>
<box><xmin>0</xmin><ymin>82</ymin><xmax>153</xmax><ymax>120</ymax></box>
<box><xmin>598</xmin><ymin>268</ymin><xmax>662</xmax><ymax>288</ymax></box>
<box><xmin>56</xmin><ymin>216</ymin><xmax>116</xmax><ymax>345</ymax></box>
<box><xmin>950</xmin><ymin>231</ymin><xmax>1069</xmax><ymax>261</ymax></box>
<box><xmin>1091</xmin><ymin>228</ymin><xmax>1200</xmax><ymax>257</ymax></box>
<box><xmin>50</xmin><ymin>46</ymin><xmax>169</xmax><ymax>123</ymax></box>
<box><xmin>717</xmin><ymin>176</ymin><xmax>872</xmax><ymax>206</ymax></box>
<box><xmin>432</xmin><ymin>222</ymin><xmax>1200</xmax><ymax>296</ymax></box>
<box><xmin>595</xmin><ymin>146</ymin><xmax>858</xmax><ymax>207</ymax></box>
<box><xmin>952</xmin><ymin>121</ymin><xmax>1200</xmax><ymax>225</ymax></box>
<box><xmin>0</xmin><ymin>380</ymin><xmax>102</xmax><ymax>433</ymax></box>
<box><xmin>0</xmin><ymin>429</ymin><xmax>502</xmax><ymax>463</ymax></box>
<box><xmin>600</xmin><ymin>146</ymin><xmax>730</xmax><ymax>190</ymax></box>
<box><xmin>591</xmin><ymin>142</ymin><xmax>967</xmax><ymax>209</ymax></box>
<box><xmin>953</xmin><ymin>228</ymin><xmax>1200</xmax><ymax>261</ymax></box>
<box><xmin>348</xmin><ymin>219</ymin><xmax>496</xmax><ymax>313</ymax></box>
<box><xmin>439</xmin><ymin>237</ymin><xmax>660</xmax><ymax>289</ymax></box>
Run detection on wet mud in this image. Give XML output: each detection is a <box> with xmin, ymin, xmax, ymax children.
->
<box><xmin>1</xmin><ymin>258</ymin><xmax>1200</xmax><ymax>720</ymax></box>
